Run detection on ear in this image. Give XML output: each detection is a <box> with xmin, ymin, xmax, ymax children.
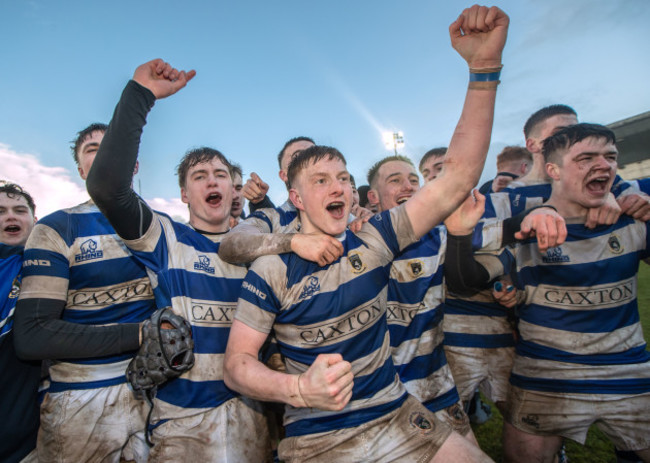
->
<box><xmin>367</xmin><ymin>188</ymin><xmax>380</xmax><ymax>206</ymax></box>
<box><xmin>279</xmin><ymin>170</ymin><xmax>288</xmax><ymax>183</ymax></box>
<box><xmin>78</xmin><ymin>165</ymin><xmax>87</xmax><ymax>180</ymax></box>
<box><xmin>546</xmin><ymin>162</ymin><xmax>560</xmax><ymax>181</ymax></box>
<box><xmin>525</xmin><ymin>137</ymin><xmax>540</xmax><ymax>155</ymax></box>
<box><xmin>289</xmin><ymin>188</ymin><xmax>304</xmax><ymax>211</ymax></box>
<box><xmin>181</xmin><ymin>187</ymin><xmax>189</xmax><ymax>204</ymax></box>
<box><xmin>133</xmin><ymin>161</ymin><xmax>139</xmax><ymax>176</ymax></box>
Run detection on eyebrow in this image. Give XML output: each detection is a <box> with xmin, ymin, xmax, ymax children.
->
<box><xmin>82</xmin><ymin>142</ymin><xmax>100</xmax><ymax>152</ymax></box>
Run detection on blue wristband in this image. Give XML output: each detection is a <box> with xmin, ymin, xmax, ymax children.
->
<box><xmin>469</xmin><ymin>71</ymin><xmax>501</xmax><ymax>82</ymax></box>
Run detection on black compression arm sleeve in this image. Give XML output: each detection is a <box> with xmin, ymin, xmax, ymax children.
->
<box><xmin>13</xmin><ymin>298</ymin><xmax>140</xmax><ymax>361</ymax></box>
<box><xmin>87</xmin><ymin>80</ymin><xmax>157</xmax><ymax>240</ymax></box>
<box><xmin>249</xmin><ymin>195</ymin><xmax>276</xmax><ymax>214</ymax></box>
<box><xmin>445</xmin><ymin>233</ymin><xmax>492</xmax><ymax>297</ymax></box>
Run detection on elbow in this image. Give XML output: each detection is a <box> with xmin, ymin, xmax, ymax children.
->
<box><xmin>223</xmin><ymin>354</ymin><xmax>238</xmax><ymax>392</ymax></box>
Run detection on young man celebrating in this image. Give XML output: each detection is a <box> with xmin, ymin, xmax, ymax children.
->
<box><xmin>86</xmin><ymin>60</ymin><xmax>271</xmax><ymax>461</ymax></box>
<box><xmin>366</xmin><ymin>156</ymin><xmax>471</xmax><ymax>437</ymax></box>
<box><xmin>445</xmin><ymin>123</ymin><xmax>650</xmax><ymax>463</ymax></box>
<box><xmin>224</xmin><ymin>5</ymin><xmax>508</xmax><ymax>462</ymax></box>
<box><xmin>0</xmin><ymin>182</ymin><xmax>40</xmax><ymax>463</ymax></box>
<box><xmin>15</xmin><ymin>125</ymin><xmax>156</xmax><ymax>463</ymax></box>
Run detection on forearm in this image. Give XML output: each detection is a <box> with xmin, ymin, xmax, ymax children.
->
<box><xmin>13</xmin><ymin>298</ymin><xmax>140</xmax><ymax>360</ymax></box>
<box><xmin>445</xmin><ymin>233</ymin><xmax>492</xmax><ymax>296</ymax></box>
<box><xmin>219</xmin><ymin>223</ymin><xmax>294</xmax><ymax>264</ymax></box>
<box><xmin>224</xmin><ymin>352</ymin><xmax>302</xmax><ymax>406</ymax></box>
<box><xmin>86</xmin><ymin>80</ymin><xmax>155</xmax><ymax>240</ymax></box>
<box><xmin>249</xmin><ymin>195</ymin><xmax>275</xmax><ymax>213</ymax></box>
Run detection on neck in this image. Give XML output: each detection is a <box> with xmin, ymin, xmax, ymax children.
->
<box><xmin>516</xmin><ymin>152</ymin><xmax>548</xmax><ymax>184</ymax></box>
<box><xmin>545</xmin><ymin>193</ymin><xmax>589</xmax><ymax>221</ymax></box>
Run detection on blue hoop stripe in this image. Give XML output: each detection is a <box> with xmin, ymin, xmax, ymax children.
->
<box><xmin>469</xmin><ymin>71</ymin><xmax>501</xmax><ymax>82</ymax></box>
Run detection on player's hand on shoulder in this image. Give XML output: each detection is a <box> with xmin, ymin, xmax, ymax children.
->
<box><xmin>291</xmin><ymin>233</ymin><xmax>344</xmax><ymax>267</ymax></box>
<box><xmin>295</xmin><ymin>353</ymin><xmax>354</xmax><ymax>411</ymax></box>
<box><xmin>242</xmin><ymin>172</ymin><xmax>270</xmax><ymax>204</ymax></box>
<box><xmin>617</xmin><ymin>193</ymin><xmax>650</xmax><ymax>223</ymax></box>
<box><xmin>585</xmin><ymin>192</ymin><xmax>621</xmax><ymax>229</ymax></box>
<box><xmin>444</xmin><ymin>190</ymin><xmax>485</xmax><ymax>236</ymax></box>
<box><xmin>348</xmin><ymin>205</ymin><xmax>374</xmax><ymax>233</ymax></box>
<box><xmin>449</xmin><ymin>5</ymin><xmax>509</xmax><ymax>69</ymax></box>
<box><xmin>516</xmin><ymin>206</ymin><xmax>567</xmax><ymax>252</ymax></box>
<box><xmin>133</xmin><ymin>59</ymin><xmax>196</xmax><ymax>100</ymax></box>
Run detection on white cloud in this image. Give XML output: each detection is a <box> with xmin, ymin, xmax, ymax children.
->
<box><xmin>1</xmin><ymin>143</ymin><xmax>87</xmax><ymax>217</ymax></box>
<box><xmin>0</xmin><ymin>143</ymin><xmax>189</xmax><ymax>222</ymax></box>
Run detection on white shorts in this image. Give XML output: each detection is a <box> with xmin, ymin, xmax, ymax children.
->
<box><xmin>506</xmin><ymin>385</ymin><xmax>650</xmax><ymax>451</ymax></box>
<box><xmin>278</xmin><ymin>395</ymin><xmax>454</xmax><ymax>463</ymax></box>
<box><xmin>444</xmin><ymin>345</ymin><xmax>514</xmax><ymax>404</ymax></box>
<box><xmin>38</xmin><ymin>383</ymin><xmax>149</xmax><ymax>463</ymax></box>
<box><xmin>148</xmin><ymin>396</ymin><xmax>272</xmax><ymax>462</ymax></box>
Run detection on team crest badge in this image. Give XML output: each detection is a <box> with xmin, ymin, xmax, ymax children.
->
<box><xmin>409</xmin><ymin>411</ymin><xmax>434</xmax><ymax>434</ymax></box>
<box><xmin>607</xmin><ymin>234</ymin><xmax>623</xmax><ymax>254</ymax></box>
<box><xmin>299</xmin><ymin>276</ymin><xmax>320</xmax><ymax>299</ymax></box>
<box><xmin>408</xmin><ymin>259</ymin><xmax>424</xmax><ymax>277</ymax></box>
<box><xmin>348</xmin><ymin>251</ymin><xmax>366</xmax><ymax>274</ymax></box>
<box><xmin>8</xmin><ymin>276</ymin><xmax>20</xmax><ymax>299</ymax></box>
<box><xmin>542</xmin><ymin>246</ymin><xmax>570</xmax><ymax>263</ymax></box>
<box><xmin>193</xmin><ymin>255</ymin><xmax>215</xmax><ymax>274</ymax></box>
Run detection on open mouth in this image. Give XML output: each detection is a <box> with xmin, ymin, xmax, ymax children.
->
<box><xmin>326</xmin><ymin>201</ymin><xmax>346</xmax><ymax>219</ymax></box>
<box><xmin>585</xmin><ymin>175</ymin><xmax>610</xmax><ymax>195</ymax></box>
<box><xmin>4</xmin><ymin>225</ymin><xmax>21</xmax><ymax>234</ymax></box>
<box><xmin>396</xmin><ymin>196</ymin><xmax>410</xmax><ymax>205</ymax></box>
<box><xmin>206</xmin><ymin>192</ymin><xmax>222</xmax><ymax>205</ymax></box>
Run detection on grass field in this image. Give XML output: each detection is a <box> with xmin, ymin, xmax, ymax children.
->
<box><xmin>473</xmin><ymin>264</ymin><xmax>650</xmax><ymax>462</ymax></box>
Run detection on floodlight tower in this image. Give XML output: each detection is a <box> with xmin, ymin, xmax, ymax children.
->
<box><xmin>383</xmin><ymin>131</ymin><xmax>404</xmax><ymax>155</ymax></box>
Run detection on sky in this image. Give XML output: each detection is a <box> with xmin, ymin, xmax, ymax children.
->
<box><xmin>1</xmin><ymin>0</ymin><xmax>649</xmax><ymax>220</ymax></box>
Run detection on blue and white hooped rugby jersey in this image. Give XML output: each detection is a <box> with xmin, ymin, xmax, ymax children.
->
<box><xmin>19</xmin><ymin>201</ymin><xmax>156</xmax><ymax>392</ymax></box>
<box><xmin>387</xmin><ymin>225</ymin><xmax>460</xmax><ymax>412</ymax></box>
<box><xmin>0</xmin><ymin>243</ymin><xmax>23</xmax><ymax>339</ymax></box>
<box><xmin>236</xmin><ymin>205</ymin><xmax>418</xmax><ymax>437</ymax></box>
<box><xmin>245</xmin><ymin>199</ymin><xmax>299</xmax><ymax>234</ymax></box>
<box><xmin>493</xmin><ymin>216</ymin><xmax>650</xmax><ymax>395</ymax></box>
<box><xmin>123</xmin><ymin>211</ymin><xmax>247</xmax><ymax>421</ymax></box>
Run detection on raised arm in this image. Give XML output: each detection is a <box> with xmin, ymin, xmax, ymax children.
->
<box><xmin>87</xmin><ymin>59</ymin><xmax>195</xmax><ymax>240</ymax></box>
<box><xmin>405</xmin><ymin>5</ymin><xmax>508</xmax><ymax>238</ymax></box>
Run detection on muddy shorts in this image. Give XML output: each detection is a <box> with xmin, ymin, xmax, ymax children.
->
<box><xmin>444</xmin><ymin>345</ymin><xmax>514</xmax><ymax>404</ymax></box>
<box><xmin>434</xmin><ymin>401</ymin><xmax>471</xmax><ymax>437</ymax></box>
<box><xmin>506</xmin><ymin>385</ymin><xmax>650</xmax><ymax>451</ymax></box>
<box><xmin>38</xmin><ymin>383</ymin><xmax>149</xmax><ymax>463</ymax></box>
<box><xmin>148</xmin><ymin>396</ymin><xmax>272</xmax><ymax>462</ymax></box>
<box><xmin>278</xmin><ymin>395</ymin><xmax>454</xmax><ymax>463</ymax></box>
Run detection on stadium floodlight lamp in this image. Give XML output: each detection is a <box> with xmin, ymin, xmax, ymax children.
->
<box><xmin>383</xmin><ymin>131</ymin><xmax>404</xmax><ymax>155</ymax></box>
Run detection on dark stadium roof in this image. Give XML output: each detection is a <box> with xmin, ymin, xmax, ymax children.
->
<box><xmin>607</xmin><ymin>111</ymin><xmax>650</xmax><ymax>167</ymax></box>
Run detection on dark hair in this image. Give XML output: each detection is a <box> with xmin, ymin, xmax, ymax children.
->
<box><xmin>418</xmin><ymin>147</ymin><xmax>447</xmax><ymax>172</ymax></box>
<box><xmin>230</xmin><ymin>162</ymin><xmax>243</xmax><ymax>181</ymax></box>
<box><xmin>367</xmin><ymin>155</ymin><xmax>414</xmax><ymax>187</ymax></box>
<box><xmin>277</xmin><ymin>136</ymin><xmax>315</xmax><ymax>169</ymax></box>
<box><xmin>176</xmin><ymin>147</ymin><xmax>232</xmax><ymax>188</ymax></box>
<box><xmin>357</xmin><ymin>185</ymin><xmax>370</xmax><ymax>208</ymax></box>
<box><xmin>496</xmin><ymin>146</ymin><xmax>532</xmax><ymax>170</ymax></box>
<box><xmin>523</xmin><ymin>105</ymin><xmax>577</xmax><ymax>139</ymax></box>
<box><xmin>287</xmin><ymin>145</ymin><xmax>346</xmax><ymax>188</ymax></box>
<box><xmin>542</xmin><ymin>123</ymin><xmax>616</xmax><ymax>163</ymax></box>
<box><xmin>350</xmin><ymin>174</ymin><xmax>356</xmax><ymax>189</ymax></box>
<box><xmin>0</xmin><ymin>181</ymin><xmax>36</xmax><ymax>215</ymax></box>
<box><xmin>71</xmin><ymin>123</ymin><xmax>108</xmax><ymax>165</ymax></box>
